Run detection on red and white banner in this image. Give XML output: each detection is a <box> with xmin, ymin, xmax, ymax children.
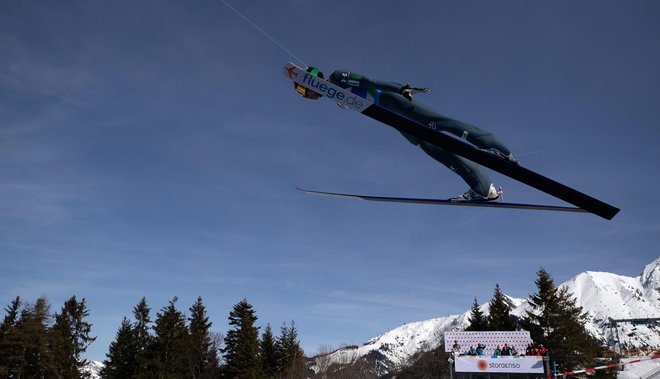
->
<box><xmin>455</xmin><ymin>356</ymin><xmax>545</xmax><ymax>374</ymax></box>
<box><xmin>558</xmin><ymin>354</ymin><xmax>659</xmax><ymax>377</ymax></box>
<box><xmin>444</xmin><ymin>331</ymin><xmax>532</xmax><ymax>354</ymax></box>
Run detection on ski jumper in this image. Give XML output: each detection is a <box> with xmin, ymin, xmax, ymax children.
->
<box><xmin>329</xmin><ymin>69</ymin><xmax>513</xmax><ymax>197</ymax></box>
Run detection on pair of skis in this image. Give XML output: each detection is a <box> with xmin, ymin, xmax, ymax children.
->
<box><xmin>283</xmin><ymin>63</ymin><xmax>619</xmax><ymax>220</ymax></box>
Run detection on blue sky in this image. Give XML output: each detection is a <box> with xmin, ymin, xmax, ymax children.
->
<box><xmin>1</xmin><ymin>0</ymin><xmax>659</xmax><ymax>362</ymax></box>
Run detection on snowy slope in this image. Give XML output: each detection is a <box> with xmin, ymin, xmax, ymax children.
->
<box><xmin>561</xmin><ymin>258</ymin><xmax>660</xmax><ymax>349</ymax></box>
<box><xmin>311</xmin><ymin>257</ymin><xmax>660</xmax><ymax>374</ymax></box>
<box><xmin>317</xmin><ymin>315</ymin><xmax>461</xmax><ymax>373</ymax></box>
<box><xmin>83</xmin><ymin>360</ymin><xmax>103</xmax><ymax>379</ymax></box>
<box><xmin>618</xmin><ymin>356</ymin><xmax>660</xmax><ymax>379</ymax></box>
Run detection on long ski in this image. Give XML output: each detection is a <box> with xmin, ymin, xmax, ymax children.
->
<box><xmin>298</xmin><ymin>188</ymin><xmax>589</xmax><ymax>214</ymax></box>
<box><xmin>284</xmin><ymin>62</ymin><xmax>620</xmax><ymax>220</ymax></box>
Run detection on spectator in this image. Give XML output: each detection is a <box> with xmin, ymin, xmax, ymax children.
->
<box><xmin>467</xmin><ymin>345</ymin><xmax>477</xmax><ymax>356</ymax></box>
<box><xmin>476</xmin><ymin>343</ymin><xmax>485</xmax><ymax>356</ymax></box>
<box><xmin>492</xmin><ymin>345</ymin><xmax>501</xmax><ymax>358</ymax></box>
<box><xmin>537</xmin><ymin>344</ymin><xmax>548</xmax><ymax>356</ymax></box>
<box><xmin>501</xmin><ymin>344</ymin><xmax>511</xmax><ymax>356</ymax></box>
<box><xmin>452</xmin><ymin>340</ymin><xmax>461</xmax><ymax>352</ymax></box>
<box><xmin>526</xmin><ymin>343</ymin><xmax>537</xmax><ymax>356</ymax></box>
<box><xmin>510</xmin><ymin>344</ymin><xmax>518</xmax><ymax>356</ymax></box>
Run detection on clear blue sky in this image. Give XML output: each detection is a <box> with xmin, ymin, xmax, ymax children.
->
<box><xmin>1</xmin><ymin>0</ymin><xmax>659</xmax><ymax>362</ymax></box>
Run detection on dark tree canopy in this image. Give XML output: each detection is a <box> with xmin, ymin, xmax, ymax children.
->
<box><xmin>465</xmin><ymin>297</ymin><xmax>488</xmax><ymax>331</ymax></box>
<box><xmin>101</xmin><ymin>317</ymin><xmax>137</xmax><ymax>379</ymax></box>
<box><xmin>50</xmin><ymin>296</ymin><xmax>96</xmax><ymax>378</ymax></box>
<box><xmin>259</xmin><ymin>323</ymin><xmax>278</xmax><ymax>377</ymax></box>
<box><xmin>523</xmin><ymin>267</ymin><xmax>609</xmax><ymax>374</ymax></box>
<box><xmin>222</xmin><ymin>298</ymin><xmax>261</xmax><ymax>378</ymax></box>
<box><xmin>276</xmin><ymin>320</ymin><xmax>305</xmax><ymax>379</ymax></box>
<box><xmin>487</xmin><ymin>283</ymin><xmax>516</xmax><ymax>331</ymax></box>
<box><xmin>188</xmin><ymin>296</ymin><xmax>217</xmax><ymax>378</ymax></box>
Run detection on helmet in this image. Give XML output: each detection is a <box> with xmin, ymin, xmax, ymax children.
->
<box><xmin>294</xmin><ymin>66</ymin><xmax>324</xmax><ymax>99</ymax></box>
<box><xmin>305</xmin><ymin>67</ymin><xmax>324</xmax><ymax>78</ymax></box>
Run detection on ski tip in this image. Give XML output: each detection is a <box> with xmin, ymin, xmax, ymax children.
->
<box><xmin>602</xmin><ymin>207</ymin><xmax>620</xmax><ymax>221</ymax></box>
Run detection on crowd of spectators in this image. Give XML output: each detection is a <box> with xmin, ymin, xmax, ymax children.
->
<box><xmin>451</xmin><ymin>340</ymin><xmax>549</xmax><ymax>358</ymax></box>
<box><xmin>525</xmin><ymin>343</ymin><xmax>549</xmax><ymax>356</ymax></box>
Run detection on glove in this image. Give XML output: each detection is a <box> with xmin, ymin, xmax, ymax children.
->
<box><xmin>400</xmin><ymin>85</ymin><xmax>430</xmax><ymax>101</ymax></box>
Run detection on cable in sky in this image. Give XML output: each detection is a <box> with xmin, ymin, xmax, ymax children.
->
<box><xmin>517</xmin><ymin>149</ymin><xmax>546</xmax><ymax>157</ymax></box>
<box><xmin>219</xmin><ymin>0</ymin><xmax>308</xmax><ymax>67</ymax></box>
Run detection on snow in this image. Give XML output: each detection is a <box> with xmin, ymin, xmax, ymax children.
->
<box><xmin>560</xmin><ymin>259</ymin><xmax>660</xmax><ymax>348</ymax></box>
<box><xmin>311</xmin><ymin>257</ymin><xmax>660</xmax><ymax>376</ymax></box>
<box><xmin>83</xmin><ymin>360</ymin><xmax>103</xmax><ymax>379</ymax></box>
<box><xmin>317</xmin><ymin>315</ymin><xmax>461</xmax><ymax>371</ymax></box>
<box><xmin>618</xmin><ymin>356</ymin><xmax>660</xmax><ymax>379</ymax></box>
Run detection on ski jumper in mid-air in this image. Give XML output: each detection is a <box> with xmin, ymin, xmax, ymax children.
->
<box><xmin>297</xmin><ymin>67</ymin><xmax>519</xmax><ymax>201</ymax></box>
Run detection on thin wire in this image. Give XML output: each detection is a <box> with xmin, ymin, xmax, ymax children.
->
<box><xmin>220</xmin><ymin>0</ymin><xmax>308</xmax><ymax>67</ymax></box>
<box><xmin>517</xmin><ymin>149</ymin><xmax>545</xmax><ymax>157</ymax></box>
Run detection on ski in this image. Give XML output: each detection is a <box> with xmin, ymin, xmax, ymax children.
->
<box><xmin>298</xmin><ymin>188</ymin><xmax>589</xmax><ymax>214</ymax></box>
<box><xmin>284</xmin><ymin>62</ymin><xmax>620</xmax><ymax>220</ymax></box>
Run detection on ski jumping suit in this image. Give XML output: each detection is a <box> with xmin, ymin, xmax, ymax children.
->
<box><xmin>329</xmin><ymin>69</ymin><xmax>513</xmax><ymax>197</ymax></box>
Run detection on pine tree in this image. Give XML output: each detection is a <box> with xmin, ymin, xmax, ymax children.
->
<box><xmin>276</xmin><ymin>320</ymin><xmax>305</xmax><ymax>379</ymax></box>
<box><xmin>206</xmin><ymin>331</ymin><xmax>223</xmax><ymax>378</ymax></box>
<box><xmin>151</xmin><ymin>296</ymin><xmax>190</xmax><ymax>378</ymax></box>
<box><xmin>50</xmin><ymin>306</ymin><xmax>76</xmax><ymax>378</ymax></box>
<box><xmin>259</xmin><ymin>323</ymin><xmax>278</xmax><ymax>378</ymax></box>
<box><xmin>50</xmin><ymin>295</ymin><xmax>96</xmax><ymax>378</ymax></box>
<box><xmin>101</xmin><ymin>317</ymin><xmax>138</xmax><ymax>379</ymax></box>
<box><xmin>487</xmin><ymin>283</ymin><xmax>516</xmax><ymax>331</ymax></box>
<box><xmin>17</xmin><ymin>297</ymin><xmax>54</xmax><ymax>378</ymax></box>
<box><xmin>0</xmin><ymin>297</ymin><xmax>22</xmax><ymax>377</ymax></box>
<box><xmin>524</xmin><ymin>268</ymin><xmax>557</xmax><ymax>341</ymax></box>
<box><xmin>188</xmin><ymin>296</ymin><xmax>216</xmax><ymax>378</ymax></box>
<box><xmin>465</xmin><ymin>297</ymin><xmax>487</xmax><ymax>331</ymax></box>
<box><xmin>132</xmin><ymin>297</ymin><xmax>153</xmax><ymax>378</ymax></box>
<box><xmin>0</xmin><ymin>297</ymin><xmax>21</xmax><ymax>336</ymax></box>
<box><xmin>524</xmin><ymin>267</ymin><xmax>597</xmax><ymax>372</ymax></box>
<box><xmin>222</xmin><ymin>299</ymin><xmax>261</xmax><ymax>378</ymax></box>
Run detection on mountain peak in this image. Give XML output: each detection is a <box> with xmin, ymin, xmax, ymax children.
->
<box><xmin>641</xmin><ymin>256</ymin><xmax>660</xmax><ymax>286</ymax></box>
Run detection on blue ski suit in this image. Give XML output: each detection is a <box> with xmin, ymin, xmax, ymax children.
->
<box><xmin>329</xmin><ymin>69</ymin><xmax>513</xmax><ymax>197</ymax></box>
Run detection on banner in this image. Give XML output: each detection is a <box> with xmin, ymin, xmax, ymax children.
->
<box><xmin>455</xmin><ymin>356</ymin><xmax>545</xmax><ymax>374</ymax></box>
<box><xmin>444</xmin><ymin>331</ymin><xmax>532</xmax><ymax>354</ymax></box>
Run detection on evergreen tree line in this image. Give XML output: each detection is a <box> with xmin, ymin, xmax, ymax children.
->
<box><xmin>0</xmin><ymin>295</ymin><xmax>95</xmax><ymax>378</ymax></box>
<box><xmin>102</xmin><ymin>296</ymin><xmax>306</xmax><ymax>379</ymax></box>
<box><xmin>0</xmin><ymin>296</ymin><xmax>306</xmax><ymax>379</ymax></box>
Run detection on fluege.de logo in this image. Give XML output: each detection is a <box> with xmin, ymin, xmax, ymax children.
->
<box><xmin>302</xmin><ymin>73</ymin><xmax>367</xmax><ymax>110</ymax></box>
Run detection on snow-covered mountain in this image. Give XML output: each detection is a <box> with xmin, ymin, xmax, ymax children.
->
<box><xmin>562</xmin><ymin>258</ymin><xmax>660</xmax><ymax>349</ymax></box>
<box><xmin>83</xmin><ymin>360</ymin><xmax>103</xmax><ymax>379</ymax></box>
<box><xmin>311</xmin><ymin>257</ymin><xmax>660</xmax><ymax>375</ymax></box>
